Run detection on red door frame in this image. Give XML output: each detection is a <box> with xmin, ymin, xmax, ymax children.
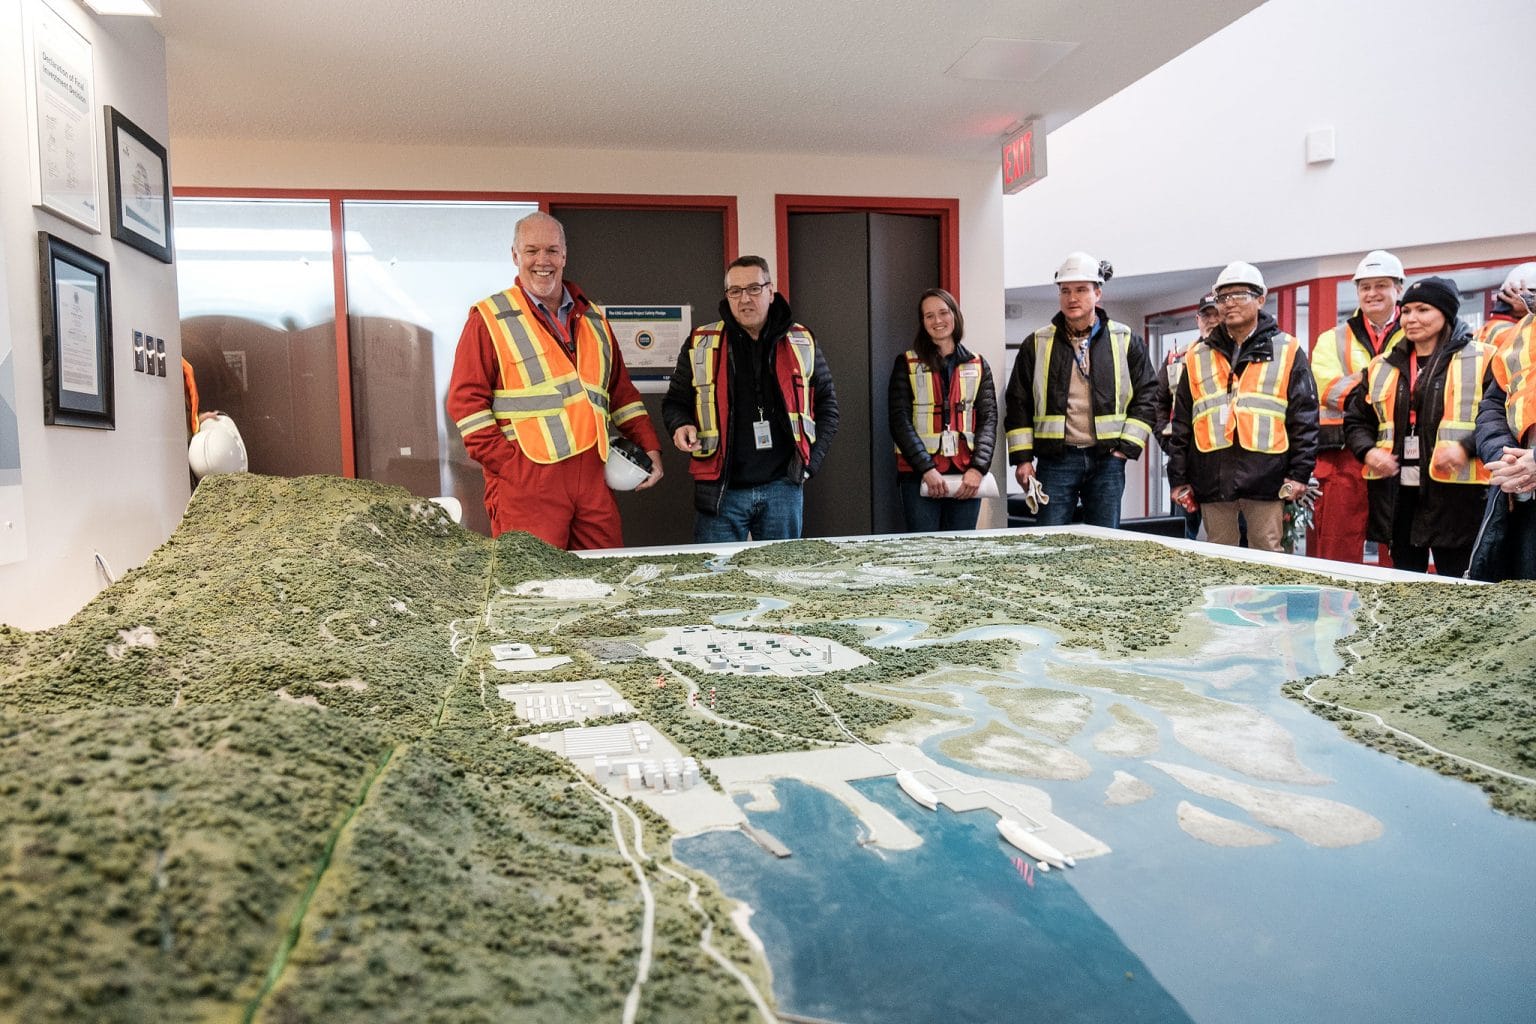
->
<box><xmin>773</xmin><ymin>195</ymin><xmax>961</xmax><ymax>301</ymax></box>
<box><xmin>174</xmin><ymin>187</ymin><xmax>738</xmax><ymax>477</ymax></box>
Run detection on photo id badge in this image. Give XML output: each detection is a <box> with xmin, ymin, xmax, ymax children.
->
<box><xmin>1400</xmin><ymin>465</ymin><xmax>1421</xmax><ymax>487</ymax></box>
<box><xmin>753</xmin><ymin>419</ymin><xmax>773</xmax><ymax>450</ymax></box>
<box><xmin>939</xmin><ymin>429</ymin><xmax>959</xmax><ymax>457</ymax></box>
<box><xmin>1403</xmin><ymin>435</ymin><xmax>1420</xmax><ymax>460</ymax></box>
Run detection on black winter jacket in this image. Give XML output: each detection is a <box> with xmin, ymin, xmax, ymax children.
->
<box><xmin>661</xmin><ymin>294</ymin><xmax>839</xmax><ymax>516</ymax></box>
<box><xmin>1343</xmin><ymin>320</ymin><xmax>1486</xmax><ymax>548</ymax></box>
<box><xmin>887</xmin><ymin>345</ymin><xmax>998</xmax><ymax>477</ymax></box>
<box><xmin>1003</xmin><ymin>308</ymin><xmax>1158</xmax><ymax>462</ymax></box>
<box><xmin>1166</xmin><ymin>312</ymin><xmax>1319</xmax><ymax>503</ymax></box>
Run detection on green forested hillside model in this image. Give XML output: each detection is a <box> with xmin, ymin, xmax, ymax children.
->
<box><xmin>2</xmin><ymin>474</ymin><xmax>1532</xmax><ymax>1021</ymax></box>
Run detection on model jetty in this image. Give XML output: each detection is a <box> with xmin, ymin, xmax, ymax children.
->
<box><xmin>997</xmin><ymin>817</ymin><xmax>1075</xmax><ymax>870</ymax></box>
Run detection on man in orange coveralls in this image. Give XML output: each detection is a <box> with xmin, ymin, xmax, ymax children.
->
<box><xmin>447</xmin><ymin>211</ymin><xmax>662</xmax><ymax>549</ymax></box>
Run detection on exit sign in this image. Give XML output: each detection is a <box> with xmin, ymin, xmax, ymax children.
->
<box><xmin>1002</xmin><ymin>121</ymin><xmax>1046</xmax><ymax>194</ymax></box>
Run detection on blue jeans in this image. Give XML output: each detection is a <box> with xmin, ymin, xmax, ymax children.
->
<box><xmin>1033</xmin><ymin>449</ymin><xmax>1126</xmax><ymax>528</ymax></box>
<box><xmin>898</xmin><ymin>476</ymin><xmax>981</xmax><ymax>533</ymax></box>
<box><xmin>694</xmin><ymin>478</ymin><xmax>804</xmax><ymax>542</ymax></box>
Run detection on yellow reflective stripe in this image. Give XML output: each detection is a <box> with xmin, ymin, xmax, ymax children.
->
<box><xmin>908</xmin><ymin>357</ymin><xmax>942</xmax><ymax>449</ymax></box>
<box><xmin>690</xmin><ymin>330</ymin><xmax>722</xmax><ymax>455</ymax></box>
<box><xmin>1118</xmin><ymin>416</ymin><xmax>1152</xmax><ymax>449</ymax></box>
<box><xmin>1006</xmin><ymin>427</ymin><xmax>1033</xmax><ymax>454</ymax></box>
<box><xmin>1034</xmin><ymin>414</ymin><xmax>1066</xmax><ymax>440</ymax></box>
<box><xmin>785</xmin><ymin>329</ymin><xmax>817</xmax><ymax>445</ymax></box>
<box><xmin>1032</xmin><ymin>326</ymin><xmax>1055</xmax><ymax>423</ymax></box>
<box><xmin>611</xmin><ymin>400</ymin><xmax>646</xmax><ymax>426</ymax></box>
<box><xmin>455</xmin><ymin>410</ymin><xmax>497</xmax><ymax>437</ymax></box>
<box><xmin>485</xmin><ymin>292</ymin><xmax>550</xmax><ymax>385</ymax></box>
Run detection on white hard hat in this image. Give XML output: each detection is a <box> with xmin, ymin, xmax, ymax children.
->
<box><xmin>1353</xmin><ymin>250</ymin><xmax>1405</xmax><ymax>282</ymax></box>
<box><xmin>187</xmin><ymin>414</ymin><xmax>248</xmax><ymax>478</ymax></box>
<box><xmin>604</xmin><ymin>436</ymin><xmax>653</xmax><ymax>491</ymax></box>
<box><xmin>1054</xmin><ymin>251</ymin><xmax>1111</xmax><ymax>285</ymax></box>
<box><xmin>1501</xmin><ymin>262</ymin><xmax>1536</xmax><ymax>292</ymax></box>
<box><xmin>1214</xmin><ymin>261</ymin><xmax>1266</xmax><ymax>295</ymax></box>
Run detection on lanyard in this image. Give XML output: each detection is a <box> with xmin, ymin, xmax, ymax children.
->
<box><xmin>1407</xmin><ymin>350</ymin><xmax>1420</xmax><ymax>430</ymax></box>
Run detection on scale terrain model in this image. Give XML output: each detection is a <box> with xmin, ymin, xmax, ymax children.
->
<box><xmin>1</xmin><ymin>475</ymin><xmax>1531</xmax><ymax>1023</ymax></box>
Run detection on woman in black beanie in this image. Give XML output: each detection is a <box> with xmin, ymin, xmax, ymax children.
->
<box><xmin>1342</xmin><ymin>276</ymin><xmax>1493</xmax><ymax>576</ymax></box>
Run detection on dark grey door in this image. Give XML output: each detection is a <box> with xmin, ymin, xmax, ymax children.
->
<box><xmin>552</xmin><ymin>205</ymin><xmax>726</xmax><ymax>548</ymax></box>
<box><xmin>788</xmin><ymin>211</ymin><xmax>941</xmax><ymax>538</ymax></box>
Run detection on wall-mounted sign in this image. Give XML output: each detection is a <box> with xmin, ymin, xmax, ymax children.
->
<box><xmin>606</xmin><ymin>305</ymin><xmax>691</xmax><ymax>375</ymax></box>
<box><xmin>1002</xmin><ymin>120</ymin><xmax>1046</xmax><ymax>195</ymax></box>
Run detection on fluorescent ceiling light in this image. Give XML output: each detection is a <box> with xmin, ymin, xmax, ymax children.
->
<box><xmin>82</xmin><ymin>0</ymin><xmax>161</xmax><ymax>16</ymax></box>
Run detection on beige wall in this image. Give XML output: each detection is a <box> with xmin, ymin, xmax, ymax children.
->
<box><xmin>0</xmin><ymin>0</ymin><xmax>185</xmax><ymax>630</ymax></box>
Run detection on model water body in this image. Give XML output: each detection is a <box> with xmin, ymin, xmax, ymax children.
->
<box><xmin>678</xmin><ymin>586</ymin><xmax>1536</xmax><ymax>1023</ymax></box>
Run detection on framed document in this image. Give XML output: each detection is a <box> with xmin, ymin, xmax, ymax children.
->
<box><xmin>23</xmin><ymin>0</ymin><xmax>100</xmax><ymax>232</ymax></box>
<box><xmin>105</xmin><ymin>107</ymin><xmax>172</xmax><ymax>263</ymax></box>
<box><xmin>38</xmin><ymin>232</ymin><xmax>114</xmax><ymax>429</ymax></box>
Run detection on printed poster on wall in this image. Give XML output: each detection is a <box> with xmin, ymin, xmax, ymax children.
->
<box><xmin>0</xmin><ymin>222</ymin><xmax>30</xmax><ymax>567</ymax></box>
<box><xmin>24</xmin><ymin>0</ymin><xmax>100</xmax><ymax>232</ymax></box>
<box><xmin>605</xmin><ymin>305</ymin><xmax>691</xmax><ymax>376</ymax></box>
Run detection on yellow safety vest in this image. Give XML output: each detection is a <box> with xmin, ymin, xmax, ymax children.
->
<box><xmin>1361</xmin><ymin>341</ymin><xmax>1494</xmax><ymax>484</ymax></box>
<box><xmin>687</xmin><ymin>323</ymin><xmax>817</xmax><ymax>470</ymax></box>
<box><xmin>1500</xmin><ymin>315</ymin><xmax>1536</xmax><ymax>446</ymax></box>
<box><xmin>1186</xmin><ymin>333</ymin><xmax>1300</xmax><ymax>454</ymax></box>
<box><xmin>1006</xmin><ymin>321</ymin><xmax>1148</xmax><ymax>456</ymax></box>
<box><xmin>454</xmin><ymin>287</ymin><xmax>612</xmax><ymax>464</ymax></box>
<box><xmin>899</xmin><ymin>350</ymin><xmax>983</xmax><ymax>455</ymax></box>
<box><xmin>1312</xmin><ymin>315</ymin><xmax>1402</xmax><ymax>428</ymax></box>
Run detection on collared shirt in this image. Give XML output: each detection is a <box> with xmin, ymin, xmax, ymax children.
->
<box><xmin>1363</xmin><ymin>312</ymin><xmax>1397</xmax><ymax>354</ymax></box>
<box><xmin>521</xmin><ymin>282</ymin><xmax>577</xmax><ymax>356</ymax></box>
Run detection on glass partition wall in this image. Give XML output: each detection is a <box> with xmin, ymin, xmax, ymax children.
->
<box><xmin>174</xmin><ymin>196</ymin><xmax>537</xmax><ymax>534</ymax></box>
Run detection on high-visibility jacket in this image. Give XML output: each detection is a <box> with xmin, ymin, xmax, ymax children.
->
<box><xmin>1475</xmin><ymin>316</ymin><xmax>1520</xmax><ymax>352</ymax></box>
<box><xmin>1186</xmin><ymin>331</ymin><xmax>1303</xmax><ymax>455</ymax></box>
<box><xmin>1360</xmin><ymin>336</ymin><xmax>1494</xmax><ymax>485</ymax></box>
<box><xmin>897</xmin><ymin>350</ymin><xmax>983</xmax><ymax>456</ymax></box>
<box><xmin>1500</xmin><ymin>314</ymin><xmax>1536</xmax><ymax>446</ymax></box>
<box><xmin>181</xmin><ymin>358</ymin><xmax>200</xmax><ymax>436</ymax></box>
<box><xmin>685</xmin><ymin>321</ymin><xmax>818</xmax><ymax>481</ymax></box>
<box><xmin>1003</xmin><ymin>314</ymin><xmax>1154</xmax><ymax>461</ymax></box>
<box><xmin>454</xmin><ymin>286</ymin><xmax>627</xmax><ymax>464</ymax></box>
<box><xmin>1479</xmin><ymin>316</ymin><xmax>1524</xmax><ymax>393</ymax></box>
<box><xmin>1311</xmin><ymin>310</ymin><xmax>1402</xmax><ymax>448</ymax></box>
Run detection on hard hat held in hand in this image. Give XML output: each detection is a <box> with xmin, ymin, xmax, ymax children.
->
<box><xmin>187</xmin><ymin>414</ymin><xmax>249</xmax><ymax>479</ymax></box>
<box><xmin>604</xmin><ymin>436</ymin><xmax>653</xmax><ymax>491</ymax></box>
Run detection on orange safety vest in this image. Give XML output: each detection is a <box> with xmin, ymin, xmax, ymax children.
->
<box><xmin>1361</xmin><ymin>341</ymin><xmax>1494</xmax><ymax>484</ymax></box>
<box><xmin>1501</xmin><ymin>314</ymin><xmax>1536</xmax><ymax>446</ymax></box>
<box><xmin>896</xmin><ymin>350</ymin><xmax>983</xmax><ymax>462</ymax></box>
<box><xmin>454</xmin><ymin>288</ymin><xmax>613</xmax><ymax>464</ymax></box>
<box><xmin>1185</xmin><ymin>333</ymin><xmax>1301</xmax><ymax>454</ymax></box>
<box><xmin>1312</xmin><ymin>314</ymin><xmax>1402</xmax><ymax>428</ymax></box>
<box><xmin>181</xmin><ymin>358</ymin><xmax>200</xmax><ymax>435</ymax></box>
<box><xmin>687</xmin><ymin>323</ymin><xmax>817</xmax><ymax>479</ymax></box>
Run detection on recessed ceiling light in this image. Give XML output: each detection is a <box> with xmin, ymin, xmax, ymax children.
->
<box><xmin>946</xmin><ymin>37</ymin><xmax>1078</xmax><ymax>83</ymax></box>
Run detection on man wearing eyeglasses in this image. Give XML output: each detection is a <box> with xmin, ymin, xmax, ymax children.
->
<box><xmin>447</xmin><ymin>211</ymin><xmax>662</xmax><ymax>549</ymax></box>
<box><xmin>663</xmin><ymin>255</ymin><xmax>839</xmax><ymax>541</ymax></box>
<box><xmin>1310</xmin><ymin>250</ymin><xmax>1405</xmax><ymax>565</ymax></box>
<box><xmin>1167</xmin><ymin>262</ymin><xmax>1319</xmax><ymax>552</ymax></box>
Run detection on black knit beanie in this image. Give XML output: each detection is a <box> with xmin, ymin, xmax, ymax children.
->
<box><xmin>1400</xmin><ymin>276</ymin><xmax>1460</xmax><ymax>325</ymax></box>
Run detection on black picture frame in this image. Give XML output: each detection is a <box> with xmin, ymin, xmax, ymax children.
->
<box><xmin>104</xmin><ymin>106</ymin><xmax>173</xmax><ymax>264</ymax></box>
<box><xmin>39</xmin><ymin>232</ymin><xmax>114</xmax><ymax>430</ymax></box>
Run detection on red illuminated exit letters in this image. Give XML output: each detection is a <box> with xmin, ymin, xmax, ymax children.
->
<box><xmin>1002</xmin><ymin>121</ymin><xmax>1046</xmax><ymax>194</ymax></box>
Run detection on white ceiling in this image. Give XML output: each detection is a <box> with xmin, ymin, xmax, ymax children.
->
<box><xmin>157</xmin><ymin>0</ymin><xmax>1264</xmax><ymax>158</ymax></box>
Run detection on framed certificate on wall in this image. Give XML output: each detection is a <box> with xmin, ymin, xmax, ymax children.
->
<box><xmin>23</xmin><ymin>0</ymin><xmax>101</xmax><ymax>232</ymax></box>
<box><xmin>105</xmin><ymin>106</ymin><xmax>173</xmax><ymax>263</ymax></box>
<box><xmin>38</xmin><ymin>232</ymin><xmax>114</xmax><ymax>429</ymax></box>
